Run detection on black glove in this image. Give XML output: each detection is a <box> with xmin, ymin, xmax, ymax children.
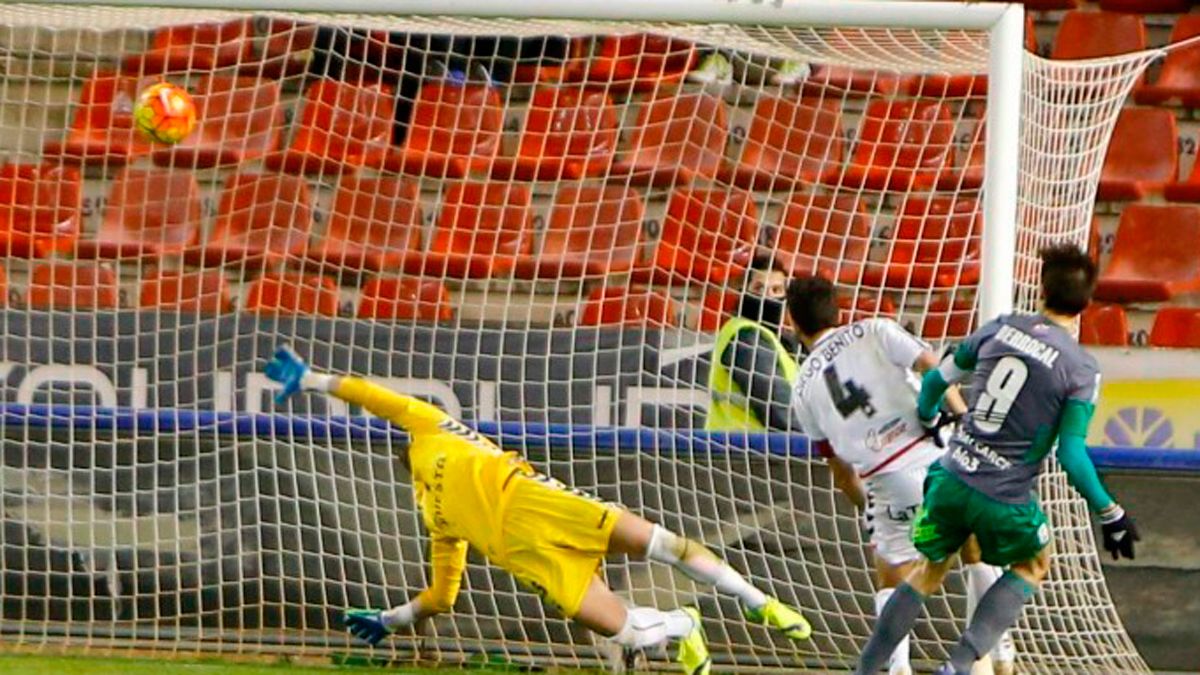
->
<box><xmin>1100</xmin><ymin>508</ymin><xmax>1140</xmax><ymax>561</ymax></box>
<box><xmin>919</xmin><ymin>411</ymin><xmax>960</xmax><ymax>449</ymax></box>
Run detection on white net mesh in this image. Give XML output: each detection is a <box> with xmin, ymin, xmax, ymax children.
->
<box><xmin>0</xmin><ymin>3</ymin><xmax>1158</xmax><ymax>673</ymax></box>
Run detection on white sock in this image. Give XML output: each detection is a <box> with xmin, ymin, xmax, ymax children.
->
<box><xmin>380</xmin><ymin>602</ymin><xmax>415</xmax><ymax>629</ymax></box>
<box><xmin>612</xmin><ymin>606</ymin><xmax>696</xmax><ymax>649</ymax></box>
<box><xmin>646</xmin><ymin>526</ymin><xmax>768</xmax><ymax>609</ymax></box>
<box><xmin>965</xmin><ymin>562</ymin><xmax>1014</xmax><ymax>663</ymax></box>
<box><xmin>875</xmin><ymin>587</ymin><xmax>910</xmax><ymax>674</ymax></box>
<box><xmin>301</xmin><ymin>371</ymin><xmax>335</xmax><ymax>392</ymax></box>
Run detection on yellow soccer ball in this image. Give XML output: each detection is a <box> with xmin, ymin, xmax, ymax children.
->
<box><xmin>133</xmin><ymin>82</ymin><xmax>196</xmax><ymax>145</ymax></box>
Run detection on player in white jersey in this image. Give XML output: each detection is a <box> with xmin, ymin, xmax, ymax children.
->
<box><xmin>785</xmin><ymin>276</ymin><xmax>1014</xmax><ymax>675</ymax></box>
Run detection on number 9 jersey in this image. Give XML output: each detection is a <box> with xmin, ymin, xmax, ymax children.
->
<box><xmin>792</xmin><ymin>318</ymin><xmax>941</xmax><ymax>480</ymax></box>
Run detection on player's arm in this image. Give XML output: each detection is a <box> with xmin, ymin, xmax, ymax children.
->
<box><xmin>823</xmin><ymin>446</ymin><xmax>867</xmax><ymax>511</ymax></box>
<box><xmin>352</xmin><ymin>534</ymin><xmax>469</xmax><ymax>639</ymax></box>
<box><xmin>264</xmin><ymin>346</ymin><xmax>447</xmax><ymax>433</ymax></box>
<box><xmin>916</xmin><ymin>320</ymin><xmax>1002</xmax><ymax>422</ymax></box>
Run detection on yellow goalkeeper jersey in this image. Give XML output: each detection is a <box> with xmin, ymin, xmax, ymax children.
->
<box><xmin>333</xmin><ymin>377</ymin><xmax>531</xmax><ymax>559</ymax></box>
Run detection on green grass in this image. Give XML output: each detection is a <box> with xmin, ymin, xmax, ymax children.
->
<box><xmin>0</xmin><ymin>654</ymin><xmax>528</xmax><ymax>675</ymax></box>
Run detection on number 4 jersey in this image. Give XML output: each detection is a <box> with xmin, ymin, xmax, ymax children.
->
<box><xmin>943</xmin><ymin>313</ymin><xmax>1101</xmax><ymax>503</ymax></box>
<box><xmin>792</xmin><ymin>318</ymin><xmax>940</xmax><ymax>479</ymax></box>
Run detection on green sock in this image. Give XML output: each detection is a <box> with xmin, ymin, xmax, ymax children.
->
<box><xmin>948</xmin><ymin>571</ymin><xmax>1037</xmax><ymax>673</ymax></box>
<box><xmin>854</xmin><ymin>582</ymin><xmax>926</xmax><ymax>675</ymax></box>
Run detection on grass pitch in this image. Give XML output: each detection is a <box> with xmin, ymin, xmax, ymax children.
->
<box><xmin>0</xmin><ymin>654</ymin><xmax>533</xmax><ymax>675</ymax></box>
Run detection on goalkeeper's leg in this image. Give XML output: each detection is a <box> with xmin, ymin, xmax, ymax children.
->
<box><xmin>575</xmin><ymin>577</ymin><xmax>710</xmax><ymax>675</ymax></box>
<box><xmin>607</xmin><ymin>510</ymin><xmax>811</xmax><ymax>640</ymax></box>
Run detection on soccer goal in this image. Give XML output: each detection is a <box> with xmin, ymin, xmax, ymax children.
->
<box><xmin>0</xmin><ymin>0</ymin><xmax>1158</xmax><ymax>672</ymax></box>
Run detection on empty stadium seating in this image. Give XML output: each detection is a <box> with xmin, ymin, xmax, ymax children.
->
<box><xmin>43</xmin><ymin>73</ymin><xmax>155</xmax><ymax>165</ymax></box>
<box><xmin>937</xmin><ymin>122</ymin><xmax>985</xmax><ymax>191</ymax></box>
<box><xmin>244</xmin><ymin>272</ymin><xmax>340</xmax><ymax>316</ymax></box>
<box><xmin>0</xmin><ymin>163</ymin><xmax>81</xmax><ymax>258</ymax></box>
<box><xmin>921</xmin><ymin>296</ymin><xmax>976</xmax><ymax>340</ymax></box>
<box><xmin>153</xmin><ymin>76</ymin><xmax>284</xmax><ymax>169</ymax></box>
<box><xmin>1098</xmin><ymin>0</ymin><xmax>1191</xmax><ymax>12</ymax></box>
<box><xmin>804</xmin><ymin>66</ymin><xmax>915</xmax><ymax>97</ymax></box>
<box><xmin>585</xmin><ymin>34</ymin><xmax>696</xmax><ymax>93</ymax></box>
<box><xmin>580</xmin><ymin>286</ymin><xmax>679</xmax><ymax>327</ymax></box>
<box><xmin>645</xmin><ymin>188</ymin><xmax>758</xmax><ymax>286</ymax></box>
<box><xmin>610</xmin><ymin>92</ymin><xmax>727</xmax><ymax>187</ymax></box>
<box><xmin>698</xmin><ymin>291</ymin><xmax>737</xmax><ymax>332</ymax></box>
<box><xmin>266</xmin><ymin>79</ymin><xmax>394</xmax><ymax>175</ymax></box>
<box><xmin>255</xmin><ymin>18</ymin><xmax>320</xmax><ymax>78</ymax></box>
<box><xmin>1052</xmin><ymin>11</ymin><xmax>1146</xmax><ymax>61</ymax></box>
<box><xmin>1165</xmin><ymin>157</ymin><xmax>1200</xmax><ymax>202</ymax></box>
<box><xmin>1009</xmin><ymin>0</ymin><xmax>1079</xmax><ymax>10</ymax></box>
<box><xmin>78</xmin><ymin>168</ymin><xmax>201</xmax><ymax>259</ymax></box>
<box><xmin>189</xmin><ymin>173</ymin><xmax>312</xmax><ymax>267</ymax></box>
<box><xmin>839</xmin><ymin>294</ymin><xmax>898</xmax><ymax>324</ymax></box>
<box><xmin>721</xmin><ymin>96</ymin><xmax>844</xmax><ymax>191</ymax></box>
<box><xmin>1150</xmin><ymin>306</ymin><xmax>1200</xmax><ymax>348</ymax></box>
<box><xmin>1095</xmin><ymin>204</ymin><xmax>1200</xmax><ymax>303</ymax></box>
<box><xmin>26</xmin><ymin>262</ymin><xmax>120</xmax><ymax>310</ymax></box>
<box><xmin>827</xmin><ymin>99</ymin><xmax>956</xmax><ymax>191</ymax></box>
<box><xmin>1136</xmin><ymin>15</ymin><xmax>1200</xmax><ymax>108</ymax></box>
<box><xmin>358</xmin><ymin>277</ymin><xmax>454</xmax><ymax>322</ymax></box>
<box><xmin>1080</xmin><ymin>303</ymin><xmax>1130</xmax><ymax>347</ymax></box>
<box><xmin>369</xmin><ymin>81</ymin><xmax>503</xmax><ymax>178</ymax></box>
<box><xmin>1097</xmin><ymin>107</ymin><xmax>1178</xmax><ymax>201</ymax></box>
<box><xmin>308</xmin><ymin>175</ymin><xmax>423</xmax><ymax>272</ymax></box>
<box><xmin>409</xmin><ymin>182</ymin><xmax>533</xmax><ymax>279</ymax></box>
<box><xmin>864</xmin><ymin>197</ymin><xmax>981</xmax><ymax>289</ymax></box>
<box><xmin>907</xmin><ymin>15</ymin><xmax>1039</xmax><ymax>97</ymax></box>
<box><xmin>122</xmin><ymin>19</ymin><xmax>254</xmax><ymax>73</ymax></box>
<box><xmin>139</xmin><ymin>269</ymin><xmax>234</xmax><ymax>314</ymax></box>
<box><xmin>490</xmin><ymin>86</ymin><xmax>618</xmax><ymax>181</ymax></box>
<box><xmin>773</xmin><ymin>194</ymin><xmax>871</xmax><ymax>284</ymax></box>
<box><xmin>514</xmin><ymin>185</ymin><xmax>644</xmax><ymax>279</ymax></box>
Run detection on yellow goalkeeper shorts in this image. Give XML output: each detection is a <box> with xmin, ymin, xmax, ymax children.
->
<box><xmin>498</xmin><ymin>472</ymin><xmax>622</xmax><ymax>618</ymax></box>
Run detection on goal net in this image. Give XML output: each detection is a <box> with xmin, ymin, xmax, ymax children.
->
<box><xmin>0</xmin><ymin>1</ymin><xmax>1157</xmax><ymax>672</ymax></box>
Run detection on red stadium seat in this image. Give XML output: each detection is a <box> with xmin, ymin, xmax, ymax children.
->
<box><xmin>369</xmin><ymin>82</ymin><xmax>503</xmax><ymax>178</ymax></box>
<box><xmin>609</xmin><ymin>92</ymin><xmax>727</xmax><ymax>187</ymax></box>
<box><xmin>839</xmin><ymin>294</ymin><xmax>898</xmax><ymax>324</ymax></box>
<box><xmin>407</xmin><ymin>182</ymin><xmax>533</xmax><ymax>279</ymax></box>
<box><xmin>1052</xmin><ymin>11</ymin><xmax>1147</xmax><ymax>61</ymax></box>
<box><xmin>1080</xmin><ymin>303</ymin><xmax>1130</xmax><ymax>347</ymax></box>
<box><xmin>491</xmin><ymin>86</ymin><xmax>618</xmax><ymax>181</ymax></box>
<box><xmin>1165</xmin><ymin>156</ymin><xmax>1200</xmax><ymax>201</ymax></box>
<box><xmin>720</xmin><ymin>96</ymin><xmax>844</xmax><ymax>191</ymax></box>
<box><xmin>864</xmin><ymin>197</ymin><xmax>981</xmax><ymax>289</ymax></box>
<box><xmin>244</xmin><ymin>272</ymin><xmax>340</xmax><ymax>317</ymax></box>
<box><xmin>139</xmin><ymin>269</ymin><xmax>233</xmax><ymax>313</ymax></box>
<box><xmin>586</xmin><ymin>34</ymin><xmax>696</xmax><ymax>93</ymax></box>
<box><xmin>827</xmin><ymin>99</ymin><xmax>956</xmax><ymax>191</ymax></box>
<box><xmin>921</xmin><ymin>296</ymin><xmax>976</xmax><ymax>340</ymax></box>
<box><xmin>1149</xmin><ymin>306</ymin><xmax>1200</xmax><ymax>348</ymax></box>
<box><xmin>77</xmin><ymin>168</ymin><xmax>201</xmax><ymax>259</ymax></box>
<box><xmin>153</xmin><ymin>76</ymin><xmax>284</xmax><ymax>169</ymax></box>
<box><xmin>308</xmin><ymin>175</ymin><xmax>422</xmax><ymax>272</ymax></box>
<box><xmin>190</xmin><ymin>173</ymin><xmax>312</xmax><ymax>267</ymax></box>
<box><xmin>26</xmin><ymin>262</ymin><xmax>120</xmax><ymax>310</ymax></box>
<box><xmin>774</xmin><ymin>194</ymin><xmax>871</xmax><ymax>285</ymax></box>
<box><xmin>1137</xmin><ymin>16</ymin><xmax>1200</xmax><ymax>108</ymax></box>
<box><xmin>266</xmin><ymin>79</ymin><xmax>394</xmax><ymax>175</ymax></box>
<box><xmin>1095</xmin><ymin>204</ymin><xmax>1200</xmax><ymax>302</ymax></box>
<box><xmin>698</xmin><ymin>291</ymin><xmax>737</xmax><ymax>332</ymax></box>
<box><xmin>254</xmin><ymin>18</ymin><xmax>319</xmax><ymax>78</ymax></box>
<box><xmin>1097</xmin><ymin>108</ymin><xmax>1177</xmax><ymax>201</ymax></box>
<box><xmin>358</xmin><ymin>277</ymin><xmax>454</xmax><ymax>322</ymax></box>
<box><xmin>803</xmin><ymin>66</ymin><xmax>915</xmax><ymax>97</ymax></box>
<box><xmin>645</xmin><ymin>188</ymin><xmax>758</xmax><ymax>286</ymax></box>
<box><xmin>937</xmin><ymin>122</ymin><xmax>985</xmax><ymax>191</ymax></box>
<box><xmin>123</xmin><ymin>19</ymin><xmax>254</xmax><ymax>74</ymax></box>
<box><xmin>1098</xmin><ymin>0</ymin><xmax>1191</xmax><ymax>12</ymax></box>
<box><xmin>514</xmin><ymin>185</ymin><xmax>644</xmax><ymax>279</ymax></box>
<box><xmin>580</xmin><ymin>286</ymin><xmax>679</xmax><ymax>327</ymax></box>
<box><xmin>1017</xmin><ymin>0</ymin><xmax>1079</xmax><ymax>8</ymax></box>
<box><xmin>43</xmin><ymin>73</ymin><xmax>156</xmax><ymax>165</ymax></box>
<box><xmin>0</xmin><ymin>163</ymin><xmax>81</xmax><ymax>258</ymax></box>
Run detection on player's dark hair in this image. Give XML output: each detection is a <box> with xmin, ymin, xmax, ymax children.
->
<box><xmin>1040</xmin><ymin>243</ymin><xmax>1097</xmax><ymax>316</ymax></box>
<box><xmin>786</xmin><ymin>275</ymin><xmax>840</xmax><ymax>336</ymax></box>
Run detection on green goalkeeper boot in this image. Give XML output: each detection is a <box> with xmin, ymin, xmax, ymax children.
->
<box><xmin>676</xmin><ymin>606</ymin><xmax>711</xmax><ymax>675</ymax></box>
<box><xmin>744</xmin><ymin>597</ymin><xmax>812</xmax><ymax>641</ymax></box>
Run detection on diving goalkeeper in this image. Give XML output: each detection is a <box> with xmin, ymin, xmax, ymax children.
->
<box><xmin>265</xmin><ymin>347</ymin><xmax>810</xmax><ymax>675</ymax></box>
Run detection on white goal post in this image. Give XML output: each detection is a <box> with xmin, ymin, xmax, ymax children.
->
<box><xmin>0</xmin><ymin>0</ymin><xmax>1160</xmax><ymax>673</ymax></box>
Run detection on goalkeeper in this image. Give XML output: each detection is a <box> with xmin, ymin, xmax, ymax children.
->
<box><xmin>265</xmin><ymin>347</ymin><xmax>811</xmax><ymax>675</ymax></box>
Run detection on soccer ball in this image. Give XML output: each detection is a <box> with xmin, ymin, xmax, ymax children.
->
<box><xmin>133</xmin><ymin>82</ymin><xmax>196</xmax><ymax>144</ymax></box>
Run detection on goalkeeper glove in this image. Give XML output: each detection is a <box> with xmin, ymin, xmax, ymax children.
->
<box><xmin>264</xmin><ymin>345</ymin><xmax>313</xmax><ymax>404</ymax></box>
<box><xmin>919</xmin><ymin>410</ymin><xmax>960</xmax><ymax>449</ymax></box>
<box><xmin>1100</xmin><ymin>506</ymin><xmax>1140</xmax><ymax>561</ymax></box>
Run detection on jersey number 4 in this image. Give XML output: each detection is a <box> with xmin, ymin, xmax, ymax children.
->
<box><xmin>823</xmin><ymin>364</ymin><xmax>876</xmax><ymax>418</ymax></box>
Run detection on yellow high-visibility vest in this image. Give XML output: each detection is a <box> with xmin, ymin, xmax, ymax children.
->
<box><xmin>705</xmin><ymin>317</ymin><xmax>799</xmax><ymax>431</ymax></box>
